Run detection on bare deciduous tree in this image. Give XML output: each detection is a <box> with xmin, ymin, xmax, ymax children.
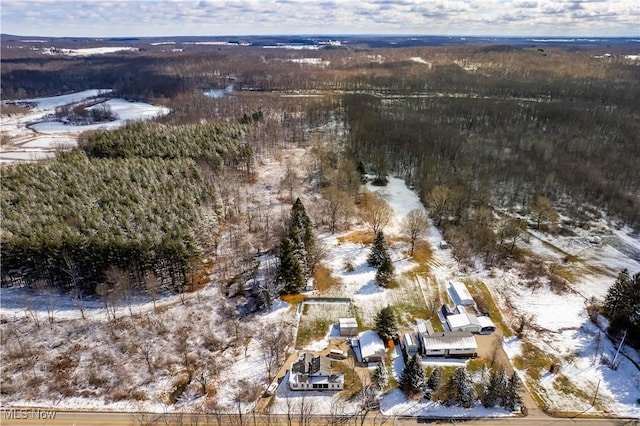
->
<box><xmin>402</xmin><ymin>209</ymin><xmax>429</xmax><ymax>256</ymax></box>
<box><xmin>259</xmin><ymin>324</ymin><xmax>292</xmax><ymax>382</ymax></box>
<box><xmin>322</xmin><ymin>186</ymin><xmax>354</xmax><ymax>234</ymax></box>
<box><xmin>359</xmin><ymin>190</ymin><xmax>392</xmax><ymax>234</ymax></box>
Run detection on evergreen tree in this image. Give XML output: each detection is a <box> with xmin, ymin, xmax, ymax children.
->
<box><xmin>400</xmin><ymin>354</ymin><xmax>425</xmax><ymax>396</ymax></box>
<box><xmin>426</xmin><ymin>367</ymin><xmax>441</xmax><ymax>391</ymax></box>
<box><xmin>290</xmin><ymin>198</ymin><xmax>314</xmax><ymax>250</ymax></box>
<box><xmin>373</xmin><ymin>360</ymin><xmax>389</xmax><ymax>390</ymax></box>
<box><xmin>287</xmin><ymin>198</ymin><xmax>315</xmax><ymax>278</ymax></box>
<box><xmin>375</xmin><ymin>252</ymin><xmax>394</xmax><ymax>287</ymax></box>
<box><xmin>483</xmin><ymin>369</ymin><xmax>508</xmax><ymax>408</ymax></box>
<box><xmin>357</xmin><ymin>160</ymin><xmax>367</xmax><ymax>182</ymax></box>
<box><xmin>604</xmin><ymin>269</ymin><xmax>640</xmax><ymax>336</ymax></box>
<box><xmin>478</xmin><ymin>363</ymin><xmax>490</xmax><ymax>402</ymax></box>
<box><xmin>374</xmin><ymin>306</ymin><xmax>398</xmax><ymax>341</ymax></box>
<box><xmin>446</xmin><ymin>367</ymin><xmax>476</xmax><ymax>408</ymax></box>
<box><xmin>367</xmin><ymin>231</ymin><xmax>387</xmax><ymax>267</ymax></box>
<box><xmin>277</xmin><ymin>237</ymin><xmax>305</xmax><ymax>294</ymax></box>
<box><xmin>504</xmin><ymin>373</ymin><xmax>523</xmax><ymax>411</ymax></box>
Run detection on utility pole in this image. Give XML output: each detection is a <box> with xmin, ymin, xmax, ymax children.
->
<box><xmin>591</xmin><ymin>379</ymin><xmax>600</xmax><ymax>407</ymax></box>
<box><xmin>611</xmin><ymin>329</ymin><xmax>627</xmax><ymax>370</ymax></box>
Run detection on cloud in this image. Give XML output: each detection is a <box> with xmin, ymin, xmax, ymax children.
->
<box><xmin>0</xmin><ymin>0</ymin><xmax>637</xmax><ymax>37</ymax></box>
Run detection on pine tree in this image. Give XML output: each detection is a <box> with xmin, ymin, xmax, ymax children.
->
<box><xmin>277</xmin><ymin>237</ymin><xmax>305</xmax><ymax>294</ymax></box>
<box><xmin>374</xmin><ymin>306</ymin><xmax>398</xmax><ymax>341</ymax></box>
<box><xmin>287</xmin><ymin>198</ymin><xmax>315</xmax><ymax>278</ymax></box>
<box><xmin>375</xmin><ymin>252</ymin><xmax>394</xmax><ymax>287</ymax></box>
<box><xmin>478</xmin><ymin>363</ymin><xmax>490</xmax><ymax>402</ymax></box>
<box><xmin>426</xmin><ymin>367</ymin><xmax>441</xmax><ymax>391</ymax></box>
<box><xmin>367</xmin><ymin>231</ymin><xmax>387</xmax><ymax>267</ymax></box>
<box><xmin>604</xmin><ymin>269</ymin><xmax>640</xmax><ymax>335</ymax></box>
<box><xmin>291</xmin><ymin>197</ymin><xmax>314</xmax><ymax>250</ymax></box>
<box><xmin>373</xmin><ymin>360</ymin><xmax>389</xmax><ymax>390</ymax></box>
<box><xmin>446</xmin><ymin>367</ymin><xmax>476</xmax><ymax>408</ymax></box>
<box><xmin>483</xmin><ymin>370</ymin><xmax>501</xmax><ymax>408</ymax></box>
<box><xmin>400</xmin><ymin>354</ymin><xmax>425</xmax><ymax>396</ymax></box>
<box><xmin>504</xmin><ymin>373</ymin><xmax>523</xmax><ymax>411</ymax></box>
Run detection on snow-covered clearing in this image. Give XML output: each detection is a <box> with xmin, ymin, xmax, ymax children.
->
<box><xmin>409</xmin><ymin>57</ymin><xmax>432</xmax><ymax>68</ymax></box>
<box><xmin>1</xmin><ymin>90</ymin><xmax>169</xmax><ymax>164</ymax></box>
<box><xmin>41</xmin><ymin>47</ymin><xmax>138</xmax><ymax>56</ymax></box>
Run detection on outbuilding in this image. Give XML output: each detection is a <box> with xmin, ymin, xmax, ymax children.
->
<box><xmin>358</xmin><ymin>331</ymin><xmax>386</xmax><ymax>363</ymax></box>
<box><xmin>446</xmin><ymin>311</ymin><xmax>482</xmax><ymax>334</ymax></box>
<box><xmin>339</xmin><ymin>318</ymin><xmax>358</xmax><ymax>337</ymax></box>
<box><xmin>449</xmin><ymin>282</ymin><xmax>474</xmax><ymax>307</ymax></box>
<box><xmin>403</xmin><ymin>332</ymin><xmax>420</xmax><ymax>357</ymax></box>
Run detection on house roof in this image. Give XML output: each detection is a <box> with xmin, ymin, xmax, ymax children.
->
<box><xmin>447</xmin><ymin>312</ymin><xmax>481</xmax><ymax>329</ymax></box>
<box><xmin>291</xmin><ymin>353</ymin><xmax>331</xmax><ymax>376</ymax></box>
<box><xmin>339</xmin><ymin>318</ymin><xmax>358</xmax><ymax>329</ymax></box>
<box><xmin>450</xmin><ymin>282</ymin><xmax>474</xmax><ymax>304</ymax></box>
<box><xmin>478</xmin><ymin>316</ymin><xmax>496</xmax><ymax>328</ymax></box>
<box><xmin>420</xmin><ymin>332</ymin><xmax>477</xmax><ymax>351</ymax></box>
<box><xmin>403</xmin><ymin>332</ymin><xmax>416</xmax><ymax>347</ymax></box>
<box><xmin>359</xmin><ymin>330</ymin><xmax>385</xmax><ymax>359</ymax></box>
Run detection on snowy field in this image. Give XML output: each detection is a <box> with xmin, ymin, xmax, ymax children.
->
<box><xmin>1</xmin><ymin>90</ymin><xmax>169</xmax><ymax>163</ymax></box>
<box><xmin>41</xmin><ymin>47</ymin><xmax>138</xmax><ymax>56</ymax></box>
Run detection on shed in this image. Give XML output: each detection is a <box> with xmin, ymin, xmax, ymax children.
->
<box><xmin>339</xmin><ymin>318</ymin><xmax>358</xmax><ymax>337</ymax></box>
<box><xmin>477</xmin><ymin>316</ymin><xmax>496</xmax><ymax>334</ymax></box>
<box><xmin>358</xmin><ymin>331</ymin><xmax>386</xmax><ymax>363</ymax></box>
<box><xmin>446</xmin><ymin>312</ymin><xmax>482</xmax><ymax>334</ymax></box>
<box><xmin>420</xmin><ymin>332</ymin><xmax>477</xmax><ymax>357</ymax></box>
<box><xmin>449</xmin><ymin>282</ymin><xmax>474</xmax><ymax>307</ymax></box>
<box><xmin>416</xmin><ymin>319</ymin><xmax>434</xmax><ymax>336</ymax></box>
<box><xmin>403</xmin><ymin>332</ymin><xmax>420</xmax><ymax>357</ymax></box>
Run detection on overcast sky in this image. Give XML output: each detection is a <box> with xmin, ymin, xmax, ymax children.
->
<box><xmin>1</xmin><ymin>0</ymin><xmax>638</xmax><ymax>38</ymax></box>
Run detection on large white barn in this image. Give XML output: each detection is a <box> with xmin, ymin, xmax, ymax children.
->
<box><xmin>449</xmin><ymin>282</ymin><xmax>474</xmax><ymax>307</ymax></box>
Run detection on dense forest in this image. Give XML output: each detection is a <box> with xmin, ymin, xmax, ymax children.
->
<box><xmin>1</xmin><ymin>122</ymin><xmax>251</xmax><ymax>293</ymax></box>
<box><xmin>2</xmin><ymin>41</ymin><xmax>639</xmax><ymax>289</ymax></box>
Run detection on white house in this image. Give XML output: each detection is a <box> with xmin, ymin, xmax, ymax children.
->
<box><xmin>449</xmin><ymin>282</ymin><xmax>474</xmax><ymax>307</ymax></box>
<box><xmin>420</xmin><ymin>332</ymin><xmax>477</xmax><ymax>357</ymax></box>
<box><xmin>358</xmin><ymin>331</ymin><xmax>386</xmax><ymax>363</ymax></box>
<box><xmin>289</xmin><ymin>353</ymin><xmax>344</xmax><ymax>391</ymax></box>
<box><xmin>339</xmin><ymin>318</ymin><xmax>358</xmax><ymax>337</ymax></box>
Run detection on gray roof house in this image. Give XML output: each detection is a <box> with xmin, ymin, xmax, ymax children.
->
<box><xmin>420</xmin><ymin>331</ymin><xmax>477</xmax><ymax>357</ymax></box>
<box><xmin>289</xmin><ymin>353</ymin><xmax>344</xmax><ymax>391</ymax></box>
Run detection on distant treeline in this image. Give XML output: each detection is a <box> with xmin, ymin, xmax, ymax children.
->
<box><xmin>1</xmin><ymin>122</ymin><xmax>250</xmax><ymax>293</ymax></box>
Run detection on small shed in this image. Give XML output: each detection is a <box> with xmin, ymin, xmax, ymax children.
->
<box><xmin>403</xmin><ymin>333</ymin><xmax>420</xmax><ymax>357</ymax></box>
<box><xmin>339</xmin><ymin>318</ymin><xmax>358</xmax><ymax>337</ymax></box>
<box><xmin>358</xmin><ymin>331</ymin><xmax>386</xmax><ymax>363</ymax></box>
<box><xmin>449</xmin><ymin>282</ymin><xmax>474</xmax><ymax>307</ymax></box>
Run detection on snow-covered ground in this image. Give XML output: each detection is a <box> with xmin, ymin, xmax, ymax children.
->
<box><xmin>1</xmin><ymin>130</ymin><xmax>638</xmax><ymax>416</ymax></box>
<box><xmin>1</xmin><ymin>90</ymin><xmax>169</xmax><ymax>163</ymax></box>
<box><xmin>41</xmin><ymin>47</ymin><xmax>138</xmax><ymax>56</ymax></box>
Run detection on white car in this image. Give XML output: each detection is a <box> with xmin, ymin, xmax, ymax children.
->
<box><xmin>263</xmin><ymin>382</ymin><xmax>278</xmax><ymax>397</ymax></box>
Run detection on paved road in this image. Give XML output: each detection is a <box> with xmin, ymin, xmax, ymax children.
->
<box><xmin>2</xmin><ymin>408</ymin><xmax>638</xmax><ymax>426</ymax></box>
